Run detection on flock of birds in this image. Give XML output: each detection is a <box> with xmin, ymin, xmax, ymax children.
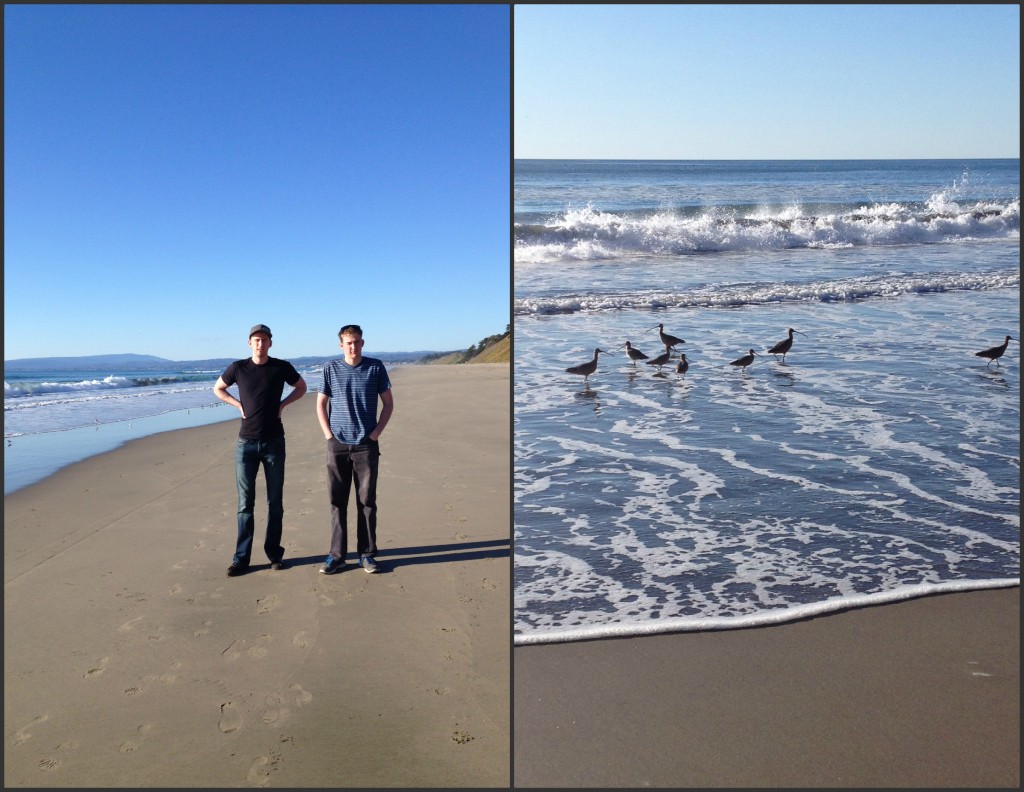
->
<box><xmin>565</xmin><ymin>323</ymin><xmax>1017</xmax><ymax>384</ymax></box>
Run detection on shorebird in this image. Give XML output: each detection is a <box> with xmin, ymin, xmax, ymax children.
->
<box><xmin>675</xmin><ymin>354</ymin><xmax>689</xmax><ymax>375</ymax></box>
<box><xmin>650</xmin><ymin>323</ymin><xmax>685</xmax><ymax>350</ymax></box>
<box><xmin>566</xmin><ymin>348</ymin><xmax>606</xmax><ymax>383</ymax></box>
<box><xmin>975</xmin><ymin>335</ymin><xmax>1015</xmax><ymax>367</ymax></box>
<box><xmin>729</xmin><ymin>349</ymin><xmax>760</xmax><ymax>371</ymax></box>
<box><xmin>767</xmin><ymin>327</ymin><xmax>808</xmax><ymax>363</ymax></box>
<box><xmin>645</xmin><ymin>346</ymin><xmax>672</xmax><ymax>371</ymax></box>
<box><xmin>620</xmin><ymin>340</ymin><xmax>649</xmax><ymax>367</ymax></box>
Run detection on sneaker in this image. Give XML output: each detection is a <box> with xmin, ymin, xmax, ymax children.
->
<box><xmin>226</xmin><ymin>563</ymin><xmax>247</xmax><ymax>577</ymax></box>
<box><xmin>270</xmin><ymin>559</ymin><xmax>287</xmax><ymax>571</ymax></box>
<box><xmin>319</xmin><ymin>555</ymin><xmax>345</xmax><ymax>575</ymax></box>
<box><xmin>360</xmin><ymin>554</ymin><xmax>379</xmax><ymax>574</ymax></box>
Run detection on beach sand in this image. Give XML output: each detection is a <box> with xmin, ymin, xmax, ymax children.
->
<box><xmin>514</xmin><ymin>586</ymin><xmax>1019</xmax><ymax>788</ymax></box>
<box><xmin>4</xmin><ymin>363</ymin><xmax>510</xmax><ymax>788</ymax></box>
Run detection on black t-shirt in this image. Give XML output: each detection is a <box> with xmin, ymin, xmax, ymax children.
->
<box><xmin>220</xmin><ymin>357</ymin><xmax>302</xmax><ymax>440</ymax></box>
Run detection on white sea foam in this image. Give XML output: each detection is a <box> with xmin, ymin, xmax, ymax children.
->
<box><xmin>514</xmin><ymin>579</ymin><xmax>1021</xmax><ymax>645</ymax></box>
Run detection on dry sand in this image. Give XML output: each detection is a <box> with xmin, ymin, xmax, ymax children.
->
<box><xmin>4</xmin><ymin>363</ymin><xmax>510</xmax><ymax>788</ymax></box>
<box><xmin>514</xmin><ymin>586</ymin><xmax>1019</xmax><ymax>788</ymax></box>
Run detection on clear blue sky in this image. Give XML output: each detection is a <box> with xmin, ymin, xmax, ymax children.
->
<box><xmin>5</xmin><ymin>4</ymin><xmax>510</xmax><ymax>361</ymax></box>
<box><xmin>515</xmin><ymin>4</ymin><xmax>1020</xmax><ymax>160</ymax></box>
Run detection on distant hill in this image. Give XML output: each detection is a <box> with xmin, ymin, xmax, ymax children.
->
<box><xmin>419</xmin><ymin>327</ymin><xmax>510</xmax><ymax>365</ymax></box>
<box><xmin>4</xmin><ymin>353</ymin><xmax>175</xmax><ymax>370</ymax></box>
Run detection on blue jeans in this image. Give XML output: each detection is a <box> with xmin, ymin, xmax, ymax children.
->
<box><xmin>234</xmin><ymin>436</ymin><xmax>286</xmax><ymax>567</ymax></box>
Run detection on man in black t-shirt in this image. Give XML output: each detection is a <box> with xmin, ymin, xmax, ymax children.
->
<box><xmin>214</xmin><ymin>324</ymin><xmax>307</xmax><ymax>577</ymax></box>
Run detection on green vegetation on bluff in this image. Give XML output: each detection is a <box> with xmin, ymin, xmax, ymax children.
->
<box><xmin>419</xmin><ymin>326</ymin><xmax>510</xmax><ymax>365</ymax></box>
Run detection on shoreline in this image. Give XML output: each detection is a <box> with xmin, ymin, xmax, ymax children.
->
<box><xmin>4</xmin><ymin>364</ymin><xmax>511</xmax><ymax>787</ymax></box>
<box><xmin>515</xmin><ymin>577</ymin><xmax>1022</xmax><ymax>645</ymax></box>
<box><xmin>514</xmin><ymin>586</ymin><xmax>1020</xmax><ymax>788</ymax></box>
<box><xmin>3</xmin><ymin>401</ymin><xmax>237</xmax><ymax>496</ymax></box>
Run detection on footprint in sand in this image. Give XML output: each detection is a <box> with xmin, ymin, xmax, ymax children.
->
<box><xmin>84</xmin><ymin>657</ymin><xmax>110</xmax><ymax>678</ymax></box>
<box><xmin>170</xmin><ymin>583</ymin><xmax>183</xmax><ymax>595</ymax></box>
<box><xmin>260</xmin><ymin>693</ymin><xmax>291</xmax><ymax>725</ymax></box>
<box><xmin>290</xmin><ymin>683</ymin><xmax>313</xmax><ymax>707</ymax></box>
<box><xmin>37</xmin><ymin>757</ymin><xmax>60</xmax><ymax>772</ymax></box>
<box><xmin>153</xmin><ymin>662</ymin><xmax>179</xmax><ymax>685</ymax></box>
<box><xmin>481</xmin><ymin>578</ymin><xmax>497</xmax><ymax>591</ymax></box>
<box><xmin>194</xmin><ymin>620</ymin><xmax>213</xmax><ymax>638</ymax></box>
<box><xmin>221</xmin><ymin>640</ymin><xmax>243</xmax><ymax>663</ymax></box>
<box><xmin>218</xmin><ymin>702</ymin><xmax>242</xmax><ymax>734</ymax></box>
<box><xmin>246</xmin><ymin>635</ymin><xmax>273</xmax><ymax>657</ymax></box>
<box><xmin>292</xmin><ymin>631</ymin><xmax>311</xmax><ymax>649</ymax></box>
<box><xmin>12</xmin><ymin>715</ymin><xmax>49</xmax><ymax>745</ymax></box>
<box><xmin>256</xmin><ymin>594</ymin><xmax>279</xmax><ymax>614</ymax></box>
<box><xmin>247</xmin><ymin>751</ymin><xmax>282</xmax><ymax>787</ymax></box>
<box><xmin>118</xmin><ymin>722</ymin><xmax>152</xmax><ymax>753</ymax></box>
<box><xmin>118</xmin><ymin>616</ymin><xmax>144</xmax><ymax>634</ymax></box>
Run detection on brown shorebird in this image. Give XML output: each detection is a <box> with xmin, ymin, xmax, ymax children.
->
<box><xmin>729</xmin><ymin>349</ymin><xmax>759</xmax><ymax>371</ymax></box>
<box><xmin>645</xmin><ymin>346</ymin><xmax>672</xmax><ymax>371</ymax></box>
<box><xmin>566</xmin><ymin>348</ymin><xmax>606</xmax><ymax>383</ymax></box>
<box><xmin>620</xmin><ymin>340</ymin><xmax>649</xmax><ymax>366</ymax></box>
<box><xmin>975</xmin><ymin>335</ymin><xmax>1015</xmax><ymax>367</ymax></box>
<box><xmin>767</xmin><ymin>327</ymin><xmax>808</xmax><ymax>363</ymax></box>
<box><xmin>675</xmin><ymin>354</ymin><xmax>689</xmax><ymax>375</ymax></box>
<box><xmin>649</xmin><ymin>323</ymin><xmax>685</xmax><ymax>350</ymax></box>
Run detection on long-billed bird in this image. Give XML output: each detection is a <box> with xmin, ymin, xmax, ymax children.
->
<box><xmin>675</xmin><ymin>354</ymin><xmax>689</xmax><ymax>375</ymax></box>
<box><xmin>729</xmin><ymin>349</ymin><xmax>759</xmax><ymax>371</ymax></box>
<box><xmin>650</xmin><ymin>323</ymin><xmax>685</xmax><ymax>350</ymax></box>
<box><xmin>975</xmin><ymin>335</ymin><xmax>1015</xmax><ymax>367</ymax></box>
<box><xmin>620</xmin><ymin>340</ymin><xmax>649</xmax><ymax>367</ymax></box>
<box><xmin>767</xmin><ymin>327</ymin><xmax>808</xmax><ymax>363</ymax></box>
<box><xmin>566</xmin><ymin>348</ymin><xmax>606</xmax><ymax>383</ymax></box>
<box><xmin>645</xmin><ymin>346</ymin><xmax>672</xmax><ymax>371</ymax></box>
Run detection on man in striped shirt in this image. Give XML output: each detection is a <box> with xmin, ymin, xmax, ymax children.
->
<box><xmin>315</xmin><ymin>324</ymin><xmax>394</xmax><ymax>575</ymax></box>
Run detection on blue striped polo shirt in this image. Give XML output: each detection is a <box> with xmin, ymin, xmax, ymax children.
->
<box><xmin>320</xmin><ymin>356</ymin><xmax>392</xmax><ymax>444</ymax></box>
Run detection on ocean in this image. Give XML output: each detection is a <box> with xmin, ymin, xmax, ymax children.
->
<box><xmin>513</xmin><ymin>159</ymin><xmax>1020</xmax><ymax>645</ymax></box>
<box><xmin>4</xmin><ymin>360</ymin><xmax>325</xmax><ymax>495</ymax></box>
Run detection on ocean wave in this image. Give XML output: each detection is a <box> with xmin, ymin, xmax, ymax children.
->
<box><xmin>514</xmin><ymin>269</ymin><xmax>1020</xmax><ymax>315</ymax></box>
<box><xmin>514</xmin><ymin>197</ymin><xmax>1020</xmax><ymax>263</ymax></box>
<box><xmin>4</xmin><ymin>373</ymin><xmax>214</xmax><ymax>399</ymax></box>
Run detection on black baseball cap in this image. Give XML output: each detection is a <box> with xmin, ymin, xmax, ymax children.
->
<box><xmin>249</xmin><ymin>324</ymin><xmax>272</xmax><ymax>338</ymax></box>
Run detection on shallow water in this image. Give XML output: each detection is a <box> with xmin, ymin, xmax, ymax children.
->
<box><xmin>514</xmin><ymin>159</ymin><xmax>1020</xmax><ymax>644</ymax></box>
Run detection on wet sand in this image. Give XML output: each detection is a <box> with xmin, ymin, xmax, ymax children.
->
<box><xmin>514</xmin><ymin>586</ymin><xmax>1019</xmax><ymax>788</ymax></box>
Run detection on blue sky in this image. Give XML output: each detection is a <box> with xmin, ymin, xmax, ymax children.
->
<box><xmin>5</xmin><ymin>5</ymin><xmax>510</xmax><ymax>361</ymax></box>
<box><xmin>515</xmin><ymin>4</ymin><xmax>1020</xmax><ymax>160</ymax></box>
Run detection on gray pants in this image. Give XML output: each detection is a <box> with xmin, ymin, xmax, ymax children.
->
<box><xmin>325</xmin><ymin>437</ymin><xmax>380</xmax><ymax>560</ymax></box>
